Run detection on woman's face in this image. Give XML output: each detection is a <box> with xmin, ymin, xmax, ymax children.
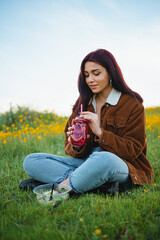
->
<box><xmin>84</xmin><ymin>61</ymin><xmax>111</xmax><ymax>95</ymax></box>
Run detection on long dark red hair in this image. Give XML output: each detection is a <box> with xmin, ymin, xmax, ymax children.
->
<box><xmin>73</xmin><ymin>49</ymin><xmax>143</xmax><ymax>115</ymax></box>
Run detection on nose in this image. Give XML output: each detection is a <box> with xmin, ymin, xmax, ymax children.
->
<box><xmin>88</xmin><ymin>74</ymin><xmax>94</xmax><ymax>83</ymax></box>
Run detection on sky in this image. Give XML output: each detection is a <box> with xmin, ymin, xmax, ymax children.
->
<box><xmin>0</xmin><ymin>0</ymin><xmax>160</xmax><ymax>116</ymax></box>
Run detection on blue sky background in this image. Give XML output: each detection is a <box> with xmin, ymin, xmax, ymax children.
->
<box><xmin>0</xmin><ymin>0</ymin><xmax>160</xmax><ymax>115</ymax></box>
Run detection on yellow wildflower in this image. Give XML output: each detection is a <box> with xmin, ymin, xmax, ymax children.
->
<box><xmin>79</xmin><ymin>218</ymin><xmax>83</xmax><ymax>222</ymax></box>
<box><xmin>37</xmin><ymin>136</ymin><xmax>41</xmax><ymax>140</ymax></box>
<box><xmin>102</xmin><ymin>234</ymin><xmax>108</xmax><ymax>238</ymax></box>
<box><xmin>94</xmin><ymin>229</ymin><xmax>102</xmax><ymax>235</ymax></box>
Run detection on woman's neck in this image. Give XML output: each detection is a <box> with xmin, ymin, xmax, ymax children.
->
<box><xmin>96</xmin><ymin>86</ymin><xmax>112</xmax><ymax>104</ymax></box>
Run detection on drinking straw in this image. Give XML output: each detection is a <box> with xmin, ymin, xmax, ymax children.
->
<box><xmin>81</xmin><ymin>104</ymin><xmax>83</xmax><ymax>113</ymax></box>
<box><xmin>49</xmin><ymin>184</ymin><xmax>54</xmax><ymax>201</ymax></box>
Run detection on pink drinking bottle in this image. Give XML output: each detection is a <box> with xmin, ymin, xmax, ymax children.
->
<box><xmin>70</xmin><ymin>117</ymin><xmax>88</xmax><ymax>146</ymax></box>
<box><xmin>70</xmin><ymin>104</ymin><xmax>88</xmax><ymax>146</ymax></box>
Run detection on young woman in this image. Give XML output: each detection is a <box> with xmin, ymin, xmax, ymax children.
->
<box><xmin>19</xmin><ymin>49</ymin><xmax>154</xmax><ymax>194</ymax></box>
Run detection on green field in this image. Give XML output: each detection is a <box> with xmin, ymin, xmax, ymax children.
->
<box><xmin>0</xmin><ymin>106</ymin><xmax>160</xmax><ymax>240</ymax></box>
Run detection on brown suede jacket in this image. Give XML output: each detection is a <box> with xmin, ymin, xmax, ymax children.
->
<box><xmin>64</xmin><ymin>90</ymin><xmax>154</xmax><ymax>185</ymax></box>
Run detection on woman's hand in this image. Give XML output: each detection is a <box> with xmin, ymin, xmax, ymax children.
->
<box><xmin>66</xmin><ymin>125</ymin><xmax>83</xmax><ymax>150</ymax></box>
<box><xmin>67</xmin><ymin>126</ymin><xmax>73</xmax><ymax>143</ymax></box>
<box><xmin>79</xmin><ymin>111</ymin><xmax>102</xmax><ymax>137</ymax></box>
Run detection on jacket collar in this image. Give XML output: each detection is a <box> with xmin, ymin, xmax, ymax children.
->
<box><xmin>91</xmin><ymin>88</ymin><xmax>122</xmax><ymax>112</ymax></box>
<box><xmin>106</xmin><ymin>88</ymin><xmax>122</xmax><ymax>105</ymax></box>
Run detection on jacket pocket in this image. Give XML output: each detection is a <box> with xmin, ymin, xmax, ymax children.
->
<box><xmin>105</xmin><ymin>117</ymin><xmax>127</xmax><ymax>135</ymax></box>
<box><xmin>107</xmin><ymin>117</ymin><xmax>127</xmax><ymax>128</ymax></box>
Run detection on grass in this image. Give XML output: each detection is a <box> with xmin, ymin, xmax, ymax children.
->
<box><xmin>0</xmin><ymin>106</ymin><xmax>160</xmax><ymax>240</ymax></box>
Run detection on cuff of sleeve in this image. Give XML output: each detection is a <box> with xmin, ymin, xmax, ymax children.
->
<box><xmin>94</xmin><ymin>128</ymin><xmax>110</xmax><ymax>145</ymax></box>
<box><xmin>68</xmin><ymin>142</ymin><xmax>87</xmax><ymax>156</ymax></box>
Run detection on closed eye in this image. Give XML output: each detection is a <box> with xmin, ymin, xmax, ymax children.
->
<box><xmin>84</xmin><ymin>71</ymin><xmax>100</xmax><ymax>77</ymax></box>
<box><xmin>84</xmin><ymin>74</ymin><xmax>89</xmax><ymax>78</ymax></box>
<box><xmin>94</xmin><ymin>72</ymin><xmax>100</xmax><ymax>76</ymax></box>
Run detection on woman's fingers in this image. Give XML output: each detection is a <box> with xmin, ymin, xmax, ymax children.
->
<box><xmin>67</xmin><ymin>127</ymin><xmax>73</xmax><ymax>137</ymax></box>
<box><xmin>67</xmin><ymin>131</ymin><xmax>72</xmax><ymax>136</ymax></box>
<box><xmin>79</xmin><ymin>114</ymin><xmax>91</xmax><ymax>120</ymax></box>
<box><xmin>80</xmin><ymin>111</ymin><xmax>96</xmax><ymax>117</ymax></box>
<box><xmin>80</xmin><ymin>111</ymin><xmax>98</xmax><ymax>122</ymax></box>
<box><xmin>79</xmin><ymin>111</ymin><xmax>101</xmax><ymax>136</ymax></box>
<box><xmin>79</xmin><ymin>111</ymin><xmax>93</xmax><ymax>117</ymax></box>
<box><xmin>80</xmin><ymin>111</ymin><xmax>94</xmax><ymax>115</ymax></box>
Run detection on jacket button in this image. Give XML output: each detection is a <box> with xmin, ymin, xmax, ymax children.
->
<box><xmin>102</xmin><ymin>139</ymin><xmax>105</xmax><ymax>143</ymax></box>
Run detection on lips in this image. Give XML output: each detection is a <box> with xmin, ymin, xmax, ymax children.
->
<box><xmin>90</xmin><ymin>85</ymin><xmax>98</xmax><ymax>89</ymax></box>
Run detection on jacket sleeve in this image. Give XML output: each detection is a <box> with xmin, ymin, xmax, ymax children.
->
<box><xmin>64</xmin><ymin>113</ymin><xmax>92</xmax><ymax>158</ymax></box>
<box><xmin>95</xmin><ymin>103</ymin><xmax>146</xmax><ymax>162</ymax></box>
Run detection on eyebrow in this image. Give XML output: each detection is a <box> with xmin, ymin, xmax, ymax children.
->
<box><xmin>84</xmin><ymin>68</ymin><xmax>101</xmax><ymax>73</ymax></box>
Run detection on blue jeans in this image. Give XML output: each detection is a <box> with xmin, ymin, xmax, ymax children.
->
<box><xmin>23</xmin><ymin>147</ymin><xmax>132</xmax><ymax>193</ymax></box>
